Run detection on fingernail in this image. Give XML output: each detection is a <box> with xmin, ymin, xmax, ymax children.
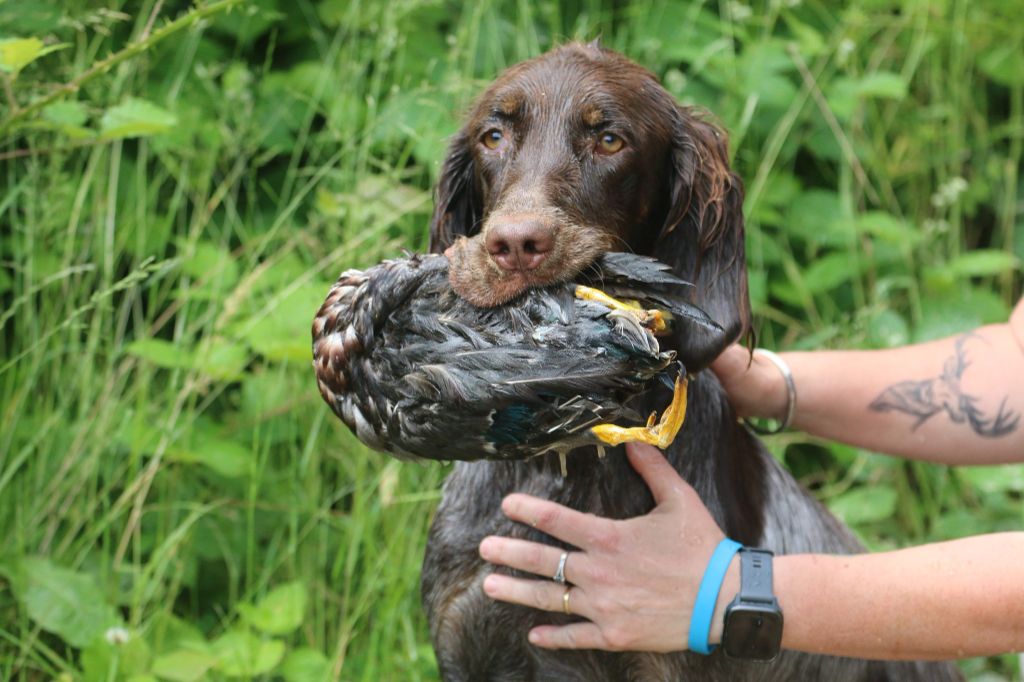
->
<box><xmin>528</xmin><ymin>630</ymin><xmax>541</xmax><ymax>644</ymax></box>
<box><xmin>483</xmin><ymin>574</ymin><xmax>499</xmax><ymax>595</ymax></box>
<box><xmin>479</xmin><ymin>537</ymin><xmax>494</xmax><ymax>558</ymax></box>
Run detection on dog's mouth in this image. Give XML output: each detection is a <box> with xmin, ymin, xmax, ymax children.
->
<box><xmin>445</xmin><ymin>231</ymin><xmax>612</xmax><ymax>307</ymax></box>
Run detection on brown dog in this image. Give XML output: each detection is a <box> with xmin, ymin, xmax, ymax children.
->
<box><xmin>423</xmin><ymin>41</ymin><xmax>963</xmax><ymax>681</ymax></box>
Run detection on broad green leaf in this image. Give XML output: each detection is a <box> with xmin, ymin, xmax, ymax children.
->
<box><xmin>195</xmin><ymin>339</ymin><xmax>249</xmax><ymax>381</ymax></box>
<box><xmin>14</xmin><ymin>557</ymin><xmax>120</xmax><ymax>648</ymax></box>
<box><xmin>146</xmin><ymin>612</ymin><xmax>207</xmax><ymax>654</ymax></box>
<box><xmin>979</xmin><ymin>44</ymin><xmax>1024</xmax><ymax>87</ymax></box>
<box><xmin>827</xmin><ymin>486</ymin><xmax>898</xmax><ymax>526</ymax></box>
<box><xmin>180</xmin><ymin>240</ymin><xmax>240</xmax><ymax>291</ymax></box>
<box><xmin>0</xmin><ymin>37</ymin><xmax>67</xmax><ymax>74</ymax></box>
<box><xmin>914</xmin><ymin>289</ymin><xmax>1009</xmax><ymax>342</ymax></box>
<box><xmin>281</xmin><ymin>647</ymin><xmax>332</xmax><ymax>682</ymax></box>
<box><xmin>41</xmin><ymin>100</ymin><xmax>93</xmax><ymax>139</ymax></box>
<box><xmin>945</xmin><ymin>250</ymin><xmax>1020</xmax><ymax>278</ymax></box>
<box><xmin>960</xmin><ymin>465</ymin><xmax>1024</xmax><ymax>495</ymax></box>
<box><xmin>168</xmin><ymin>433</ymin><xmax>251</xmax><ymax>478</ymax></box>
<box><xmin>855</xmin><ymin>72</ymin><xmax>907</xmax><ymax>99</ymax></box>
<box><xmin>784</xmin><ymin>190</ymin><xmax>853</xmax><ymax>246</ymax></box>
<box><xmin>800</xmin><ymin>251</ymin><xmax>863</xmax><ymax>293</ymax></box>
<box><xmin>126</xmin><ymin>338</ymin><xmax>194</xmax><ymax>370</ymax></box>
<box><xmin>855</xmin><ymin>211</ymin><xmax>923</xmax><ymax>245</ymax></box>
<box><xmin>238</xmin><ymin>581</ymin><xmax>307</xmax><ymax>635</ymax></box>
<box><xmin>152</xmin><ymin>649</ymin><xmax>217</xmax><ymax>682</ymax></box>
<box><xmin>100</xmin><ymin>98</ymin><xmax>177</xmax><ymax>140</ymax></box>
<box><xmin>81</xmin><ymin>632</ymin><xmax>152</xmax><ymax>682</ymax></box>
<box><xmin>211</xmin><ymin>629</ymin><xmax>285</xmax><ymax>677</ymax></box>
<box><xmin>866</xmin><ymin>308</ymin><xmax>910</xmax><ymax>348</ymax></box>
<box><xmin>233</xmin><ymin>282</ymin><xmax>333</xmax><ymax>363</ymax></box>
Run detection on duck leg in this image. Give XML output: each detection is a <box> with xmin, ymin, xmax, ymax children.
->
<box><xmin>574</xmin><ymin>285</ymin><xmax>667</xmax><ymax>334</ymax></box>
<box><xmin>590</xmin><ymin>373</ymin><xmax>688</xmax><ymax>448</ymax></box>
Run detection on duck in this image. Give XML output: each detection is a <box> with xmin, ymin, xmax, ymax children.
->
<box><xmin>311</xmin><ymin>251</ymin><xmax>725</xmax><ymax>466</ymax></box>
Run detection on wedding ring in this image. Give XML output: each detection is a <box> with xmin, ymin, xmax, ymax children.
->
<box><xmin>562</xmin><ymin>586</ymin><xmax>572</xmax><ymax>615</ymax></box>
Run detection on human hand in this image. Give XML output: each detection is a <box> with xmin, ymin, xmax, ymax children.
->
<box><xmin>478</xmin><ymin>442</ymin><xmax>736</xmax><ymax>652</ymax></box>
<box><xmin>710</xmin><ymin>344</ymin><xmax>789</xmax><ymax>421</ymax></box>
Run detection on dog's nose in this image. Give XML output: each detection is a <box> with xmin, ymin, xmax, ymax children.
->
<box><xmin>485</xmin><ymin>220</ymin><xmax>554</xmax><ymax>272</ymax></box>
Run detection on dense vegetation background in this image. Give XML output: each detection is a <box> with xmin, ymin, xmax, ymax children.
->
<box><xmin>1</xmin><ymin>0</ymin><xmax>1021</xmax><ymax>679</ymax></box>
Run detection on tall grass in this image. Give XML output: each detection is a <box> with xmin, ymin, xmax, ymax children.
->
<box><xmin>0</xmin><ymin>0</ymin><xmax>1020</xmax><ymax>680</ymax></box>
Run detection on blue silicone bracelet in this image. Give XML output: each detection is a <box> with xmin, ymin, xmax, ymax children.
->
<box><xmin>688</xmin><ymin>537</ymin><xmax>742</xmax><ymax>655</ymax></box>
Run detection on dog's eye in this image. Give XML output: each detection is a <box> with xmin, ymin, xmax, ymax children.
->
<box><xmin>481</xmin><ymin>129</ymin><xmax>505</xmax><ymax>150</ymax></box>
<box><xmin>598</xmin><ymin>132</ymin><xmax>624</xmax><ymax>154</ymax></box>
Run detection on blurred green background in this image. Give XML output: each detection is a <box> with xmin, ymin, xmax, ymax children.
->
<box><xmin>1</xmin><ymin>0</ymin><xmax>1021</xmax><ymax>679</ymax></box>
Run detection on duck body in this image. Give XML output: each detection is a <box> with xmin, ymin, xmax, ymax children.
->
<box><xmin>312</xmin><ymin>252</ymin><xmax>723</xmax><ymax>462</ymax></box>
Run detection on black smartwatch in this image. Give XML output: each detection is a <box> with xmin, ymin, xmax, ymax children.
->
<box><xmin>721</xmin><ymin>548</ymin><xmax>784</xmax><ymax>661</ymax></box>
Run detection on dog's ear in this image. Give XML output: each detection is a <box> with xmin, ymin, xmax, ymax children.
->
<box><xmin>654</xmin><ymin>106</ymin><xmax>751</xmax><ymax>371</ymax></box>
<box><xmin>429</xmin><ymin>131</ymin><xmax>482</xmax><ymax>253</ymax></box>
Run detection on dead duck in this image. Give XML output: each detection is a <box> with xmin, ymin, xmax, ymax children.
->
<box><xmin>311</xmin><ymin>251</ymin><xmax>724</xmax><ymax>464</ymax></box>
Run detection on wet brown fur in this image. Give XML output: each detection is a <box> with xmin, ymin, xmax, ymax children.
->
<box><xmin>423</xmin><ymin>42</ymin><xmax>962</xmax><ymax>682</ymax></box>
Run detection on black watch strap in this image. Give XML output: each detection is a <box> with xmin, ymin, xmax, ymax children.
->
<box><xmin>738</xmin><ymin>548</ymin><xmax>775</xmax><ymax>604</ymax></box>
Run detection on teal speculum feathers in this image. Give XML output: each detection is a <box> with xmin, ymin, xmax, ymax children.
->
<box><xmin>311</xmin><ymin>252</ymin><xmax>724</xmax><ymax>462</ymax></box>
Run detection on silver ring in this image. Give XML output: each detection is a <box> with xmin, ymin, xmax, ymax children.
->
<box><xmin>745</xmin><ymin>349</ymin><xmax>797</xmax><ymax>434</ymax></box>
<box><xmin>553</xmin><ymin>551</ymin><xmax>569</xmax><ymax>584</ymax></box>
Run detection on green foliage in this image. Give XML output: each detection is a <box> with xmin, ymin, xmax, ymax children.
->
<box><xmin>0</xmin><ymin>0</ymin><xmax>1020</xmax><ymax>680</ymax></box>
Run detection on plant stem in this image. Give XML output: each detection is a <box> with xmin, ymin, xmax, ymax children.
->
<box><xmin>0</xmin><ymin>0</ymin><xmax>243</xmax><ymax>137</ymax></box>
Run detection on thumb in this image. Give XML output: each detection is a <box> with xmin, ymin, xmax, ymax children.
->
<box><xmin>625</xmin><ymin>442</ymin><xmax>689</xmax><ymax>508</ymax></box>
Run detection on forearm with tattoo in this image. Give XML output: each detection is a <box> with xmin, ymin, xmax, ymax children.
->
<box><xmin>869</xmin><ymin>334</ymin><xmax>1020</xmax><ymax>438</ymax></box>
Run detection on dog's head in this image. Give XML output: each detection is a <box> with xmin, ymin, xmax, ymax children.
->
<box><xmin>430</xmin><ymin>42</ymin><xmax>750</xmax><ymax>369</ymax></box>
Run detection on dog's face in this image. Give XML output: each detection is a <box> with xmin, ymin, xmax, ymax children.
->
<box><xmin>443</xmin><ymin>45</ymin><xmax>677</xmax><ymax>306</ymax></box>
<box><xmin>431</xmin><ymin>42</ymin><xmax>751</xmax><ymax>370</ymax></box>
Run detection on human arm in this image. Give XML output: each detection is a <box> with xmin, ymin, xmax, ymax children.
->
<box><xmin>480</xmin><ymin>443</ymin><xmax>1024</xmax><ymax>658</ymax></box>
<box><xmin>713</xmin><ymin>298</ymin><xmax>1024</xmax><ymax>465</ymax></box>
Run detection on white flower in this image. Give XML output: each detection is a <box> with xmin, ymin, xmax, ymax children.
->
<box><xmin>104</xmin><ymin>626</ymin><xmax>131</xmax><ymax>645</ymax></box>
<box><xmin>931</xmin><ymin>176</ymin><xmax>969</xmax><ymax>208</ymax></box>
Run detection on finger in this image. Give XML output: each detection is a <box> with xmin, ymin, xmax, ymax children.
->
<box><xmin>479</xmin><ymin>537</ymin><xmax>583</xmax><ymax>583</ymax></box>
<box><xmin>624</xmin><ymin>442</ymin><xmax>689</xmax><ymax>507</ymax></box>
<box><xmin>709</xmin><ymin>343</ymin><xmax>748</xmax><ymax>377</ymax></box>
<box><xmin>483</xmin><ymin>574</ymin><xmax>591</xmax><ymax>619</ymax></box>
<box><xmin>527</xmin><ymin>622</ymin><xmax>610</xmax><ymax>650</ymax></box>
<box><xmin>501</xmin><ymin>493</ymin><xmax>605</xmax><ymax>550</ymax></box>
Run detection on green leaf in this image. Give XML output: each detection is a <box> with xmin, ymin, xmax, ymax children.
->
<box><xmin>855</xmin><ymin>211</ymin><xmax>923</xmax><ymax>246</ymax></box>
<box><xmin>827</xmin><ymin>485</ymin><xmax>898</xmax><ymax>526</ymax></box>
<box><xmin>915</xmin><ymin>289</ymin><xmax>1009</xmax><ymax>342</ymax></box>
<box><xmin>239</xmin><ymin>581</ymin><xmax>307</xmax><ymax>635</ymax></box>
<box><xmin>81</xmin><ymin>632</ymin><xmax>152</xmax><ymax>682</ymax></box>
<box><xmin>195</xmin><ymin>339</ymin><xmax>249</xmax><ymax>381</ymax></box>
<box><xmin>945</xmin><ymin>250</ymin><xmax>1020</xmax><ymax>278</ymax></box>
<box><xmin>280</xmin><ymin>647</ymin><xmax>332</xmax><ymax>682</ymax></box>
<box><xmin>180</xmin><ymin>240</ymin><xmax>240</xmax><ymax>291</ymax></box>
<box><xmin>866</xmin><ymin>308</ymin><xmax>910</xmax><ymax>348</ymax></box>
<box><xmin>233</xmin><ymin>282</ymin><xmax>333</xmax><ymax>363</ymax></box>
<box><xmin>0</xmin><ymin>37</ymin><xmax>67</xmax><ymax>75</ymax></box>
<box><xmin>854</xmin><ymin>72</ymin><xmax>907</xmax><ymax>99</ymax></box>
<box><xmin>960</xmin><ymin>465</ymin><xmax>1024</xmax><ymax>495</ymax></box>
<box><xmin>211</xmin><ymin>629</ymin><xmax>285</xmax><ymax>677</ymax></box>
<box><xmin>126</xmin><ymin>338</ymin><xmax>194</xmax><ymax>370</ymax></box>
<box><xmin>100</xmin><ymin>98</ymin><xmax>177</xmax><ymax>140</ymax></box>
<box><xmin>979</xmin><ymin>44</ymin><xmax>1024</xmax><ymax>87</ymax></box>
<box><xmin>168</xmin><ymin>433</ymin><xmax>251</xmax><ymax>478</ymax></box>
<box><xmin>800</xmin><ymin>251</ymin><xmax>863</xmax><ymax>293</ymax></box>
<box><xmin>152</xmin><ymin>649</ymin><xmax>217</xmax><ymax>682</ymax></box>
<box><xmin>41</xmin><ymin>100</ymin><xmax>94</xmax><ymax>139</ymax></box>
<box><xmin>784</xmin><ymin>190</ymin><xmax>853</xmax><ymax>246</ymax></box>
<box><xmin>12</xmin><ymin>557</ymin><xmax>120</xmax><ymax>648</ymax></box>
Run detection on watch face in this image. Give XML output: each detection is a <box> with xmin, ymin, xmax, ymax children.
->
<box><xmin>723</xmin><ymin>607</ymin><xmax>784</xmax><ymax>661</ymax></box>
